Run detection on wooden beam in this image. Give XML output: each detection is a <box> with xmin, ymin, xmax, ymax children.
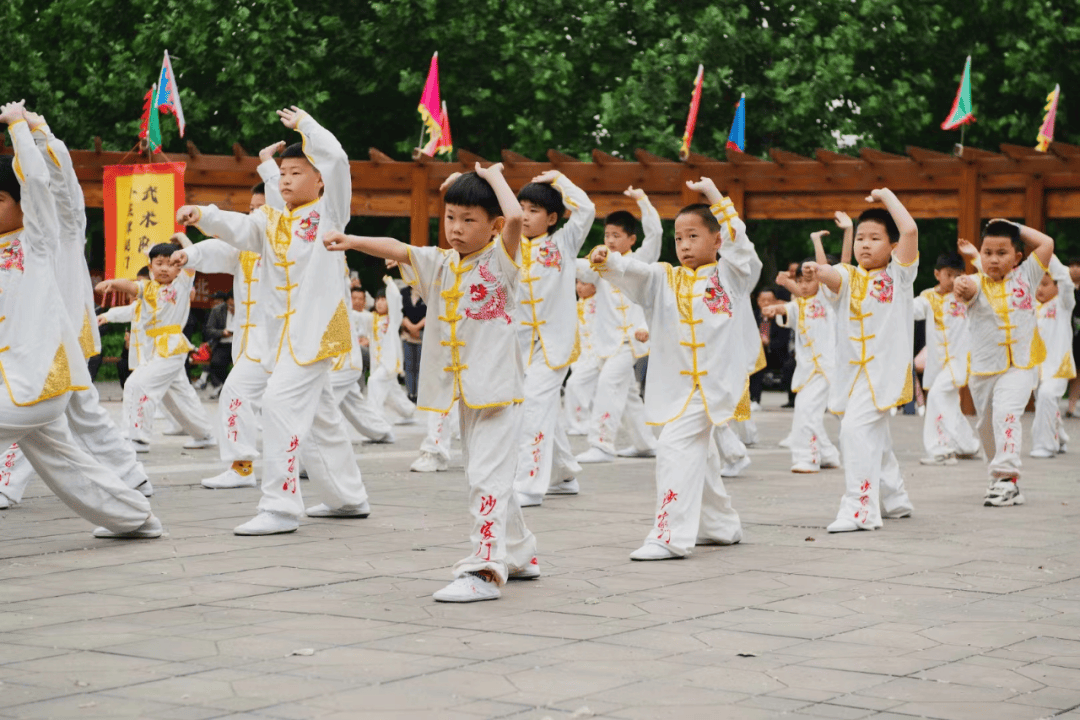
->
<box><xmin>591</xmin><ymin>149</ymin><xmax>627</xmax><ymax>165</ymax></box>
<box><xmin>725</xmin><ymin>147</ymin><xmax>767</xmax><ymax>164</ymax></box>
<box><xmin>906</xmin><ymin>146</ymin><xmax>957</xmax><ymax>163</ymax></box>
<box><xmin>682</xmin><ymin>151</ymin><xmax>722</xmax><ymax>165</ymax></box>
<box><xmin>859</xmin><ymin>148</ymin><xmax>908</xmax><ymax>163</ymax></box>
<box><xmin>1024</xmin><ymin>175</ymin><xmax>1046</xmax><ymax>232</ymax></box>
<box><xmin>958</xmin><ymin>162</ymin><xmax>981</xmax><ymax>243</ymax></box>
<box><xmin>634</xmin><ymin>149</ymin><xmax>673</xmax><ymax>165</ymax></box>
<box><xmin>231</xmin><ymin>143</ymin><xmax>248</xmax><ymax>160</ymax></box>
<box><xmin>815</xmin><ymin>149</ymin><xmax>860</xmax><ymax>164</ymax></box>
<box><xmin>368</xmin><ymin>147</ymin><xmax>396</xmax><ymax>163</ymax></box>
<box><xmin>457</xmin><ymin>149</ymin><xmax>488</xmax><ymax>166</ymax></box>
<box><xmin>547</xmin><ymin>149</ymin><xmax>581</xmax><ymax>165</ymax></box>
<box><xmin>410</xmin><ymin>164</ymin><xmax>430</xmax><ymax>247</ymax></box>
<box><xmin>768</xmin><ymin>148</ymin><xmax>816</xmax><ymax>165</ymax></box>
<box><xmin>501</xmin><ymin>150</ymin><xmax>532</xmax><ymax>165</ymax></box>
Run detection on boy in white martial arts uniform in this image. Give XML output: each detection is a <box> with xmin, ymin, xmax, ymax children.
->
<box><xmin>338</xmin><ymin>284</ymin><xmax>394</xmax><ymax>444</ymax></box>
<box><xmin>1030</xmin><ymin>257</ymin><xmax>1074</xmax><ymax>458</ymax></box>
<box><xmin>0</xmin><ymin>100</ymin><xmax>159</xmax><ymax>537</ymax></box>
<box><xmin>365</xmin><ymin>276</ymin><xmax>416</xmax><ymax>424</ymax></box>
<box><xmin>912</xmin><ymin>252</ymin><xmax>980</xmax><ymax>465</ymax></box>
<box><xmin>564</xmin><ymin>280</ymin><xmax>600</xmax><ymax>436</ymax></box>
<box><xmin>587</xmin><ymin>178</ymin><xmax>758</xmax><ymax>560</ymax></box>
<box><xmin>954</xmin><ymin>220</ymin><xmax>1054</xmax><ymax>506</ymax></box>
<box><xmin>764</xmin><ymin>256</ymin><xmax>840</xmax><ymax>473</ymax></box>
<box><xmin>575</xmin><ymin>191</ymin><xmax>662</xmax><ymax>464</ymax></box>
<box><xmin>0</xmin><ymin>112</ymin><xmax>151</xmax><ymax>508</ymax></box>
<box><xmin>512</xmin><ymin>171</ymin><xmax>594</xmax><ymax>506</ymax></box>
<box><xmin>411</xmin><ymin>404</ymin><xmax>458</xmax><ymax>472</ymax></box>
<box><xmin>803</xmin><ymin>189</ymin><xmax>919</xmax><ymax>532</ymax></box>
<box><xmin>177</xmin><ymin>106</ymin><xmax>370</xmax><ymax>534</ymax></box>
<box><xmin>324</xmin><ymin>163</ymin><xmax>537</xmax><ymax>602</ymax></box>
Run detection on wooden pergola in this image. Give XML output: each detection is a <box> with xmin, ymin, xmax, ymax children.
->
<box><xmin>53</xmin><ymin>140</ymin><xmax>1080</xmax><ymax>246</ymax></box>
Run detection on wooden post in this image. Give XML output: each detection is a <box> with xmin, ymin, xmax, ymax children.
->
<box><xmin>726</xmin><ymin>183</ymin><xmax>745</xmax><ymax>218</ymax></box>
<box><xmin>679</xmin><ymin>164</ymin><xmax>696</xmax><ymax>207</ymax></box>
<box><xmin>957</xmin><ymin>162</ymin><xmax>981</xmax><ymax>246</ymax></box>
<box><xmin>1024</xmin><ymin>175</ymin><xmax>1046</xmax><ymax>232</ymax></box>
<box><xmin>410</xmin><ymin>163</ymin><xmax>430</xmax><ymax>247</ymax></box>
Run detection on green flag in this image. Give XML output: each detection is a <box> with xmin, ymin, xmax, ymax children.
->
<box><xmin>941</xmin><ymin>56</ymin><xmax>975</xmax><ymax>130</ymax></box>
<box><xmin>139</xmin><ymin>83</ymin><xmax>162</xmax><ymax>153</ymax></box>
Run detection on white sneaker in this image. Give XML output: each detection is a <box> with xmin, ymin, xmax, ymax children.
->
<box><xmin>0</xmin><ymin>493</ymin><xmax>12</xmax><ymax>509</ymax></box>
<box><xmin>509</xmin><ymin>558</ymin><xmax>541</xmax><ymax>580</ymax></box>
<box><xmin>827</xmin><ymin>517</ymin><xmax>871</xmax><ymax>533</ymax></box>
<box><xmin>882</xmin><ymin>507</ymin><xmax>913</xmax><ymax>519</ymax></box>
<box><xmin>1029</xmin><ymin>450</ymin><xmax>1056</xmax><ymax>459</ymax></box>
<box><xmin>161</xmin><ymin>426</ymin><xmax>186</xmax><ymax>436</ymax></box>
<box><xmin>917</xmin><ymin>405</ymin><xmax>926</xmax><ymax>417</ymax></box>
<box><xmin>306</xmin><ymin>501</ymin><xmax>370</xmax><ymax>518</ymax></box>
<box><xmin>234</xmin><ymin>512</ymin><xmax>299</xmax><ymax>535</ymax></box>
<box><xmin>131</xmin><ymin>439</ymin><xmax>150</xmax><ymax>454</ymax></box>
<box><xmin>984</xmin><ymin>480</ymin><xmax>1025</xmax><ymax>507</ymax></box>
<box><xmin>750</xmin><ymin>401</ymin><xmax>762</xmax><ymax>412</ymax></box>
<box><xmin>629</xmin><ymin>543</ymin><xmax>681</xmax><ymax>561</ymax></box>
<box><xmin>363</xmin><ymin>431</ymin><xmax>395</xmax><ymax>444</ymax></box>
<box><xmin>516</xmin><ymin>492</ymin><xmax>542</xmax><ymax>508</ymax></box>
<box><xmin>136</xmin><ymin>480</ymin><xmax>154</xmax><ymax>497</ymax></box>
<box><xmin>394</xmin><ymin>416</ymin><xmax>418</xmax><ymax>426</ymax></box>
<box><xmin>720</xmin><ymin>456</ymin><xmax>751</xmax><ymax>477</ymax></box>
<box><xmin>183</xmin><ymin>435</ymin><xmax>218</xmax><ymax>450</ymax></box>
<box><xmin>920</xmin><ymin>454</ymin><xmax>958</xmax><ymax>466</ymax></box>
<box><xmin>820</xmin><ymin>459</ymin><xmax>841</xmax><ymax>469</ymax></box>
<box><xmin>546</xmin><ymin>478</ymin><xmax>580</xmax><ymax>495</ymax></box>
<box><xmin>202</xmin><ymin>469</ymin><xmax>257</xmax><ymax>489</ymax></box>
<box><xmin>567</xmin><ymin>428</ymin><xmax>586</xmax><ymax>437</ymax></box>
<box><xmin>410</xmin><ymin>452</ymin><xmax>448</xmax><ymax>473</ymax></box>
<box><xmin>616</xmin><ymin>446</ymin><xmax>656</xmax><ymax>458</ymax></box>
<box><xmin>696</xmin><ymin>531</ymin><xmax>742</xmax><ymax>546</ymax></box>
<box><xmin>93</xmin><ymin>515</ymin><xmax>163</xmax><ymax>539</ymax></box>
<box><xmin>778</xmin><ymin>436</ymin><xmax>792</xmax><ymax>449</ymax></box>
<box><xmin>791</xmin><ymin>462</ymin><xmax>819</xmax><ymax>474</ymax></box>
<box><xmin>433</xmin><ymin>573</ymin><xmax>501</xmax><ymax>602</ymax></box>
<box><xmin>575</xmin><ymin>447</ymin><xmax>616</xmax><ymax>464</ymax></box>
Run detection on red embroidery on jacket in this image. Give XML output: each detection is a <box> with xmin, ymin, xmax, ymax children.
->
<box><xmin>295</xmin><ymin>211</ymin><xmax>320</xmax><ymax>243</ymax></box>
<box><xmin>869</xmin><ymin>271</ymin><xmax>894</xmax><ymax>304</ymax></box>
<box><xmin>0</xmin><ymin>237</ymin><xmax>25</xmax><ymax>272</ymax></box>
<box><xmin>536</xmin><ymin>239</ymin><xmax>562</xmax><ymax>270</ymax></box>
<box><xmin>702</xmin><ymin>274</ymin><xmax>732</xmax><ymax>316</ymax></box>
<box><xmin>465</xmin><ymin>262</ymin><xmax>512</xmax><ymax>324</ymax></box>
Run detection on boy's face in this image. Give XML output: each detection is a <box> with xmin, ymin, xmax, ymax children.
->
<box><xmin>853</xmin><ymin>220</ymin><xmax>894</xmax><ymax>270</ymax></box>
<box><xmin>796</xmin><ymin>274</ymin><xmax>819</xmax><ymax>297</ymax></box>
<box><xmin>934</xmin><ymin>267</ymin><xmax>960</xmax><ymax>293</ymax></box>
<box><xmin>673</xmin><ymin>213</ymin><xmax>720</xmax><ymax>270</ymax></box>
<box><xmin>149</xmin><ymin>254</ymin><xmax>182</xmax><ymax>285</ymax></box>
<box><xmin>519</xmin><ymin>200</ymin><xmax>557</xmax><ymax>239</ymax></box>
<box><xmin>1036</xmin><ymin>272</ymin><xmax>1058</xmax><ymax>304</ymax></box>
<box><xmin>278</xmin><ymin>157</ymin><xmax>323</xmax><ymax>208</ymax></box>
<box><xmin>603</xmin><ymin>224</ymin><xmax>637</xmax><ymax>255</ymax></box>
<box><xmin>351</xmin><ymin>291</ymin><xmax>366</xmax><ymax>312</ymax></box>
<box><xmin>1068</xmin><ymin>262</ymin><xmax>1080</xmax><ymax>285</ymax></box>
<box><xmin>0</xmin><ymin>191</ymin><xmax>23</xmax><ymax>235</ymax></box>
<box><xmin>226</xmin><ymin>297</ymin><xmax>235</xmax><ymax>314</ymax></box>
<box><xmin>374</xmin><ymin>296</ymin><xmax>388</xmax><ymax>315</ymax></box>
<box><xmin>757</xmin><ymin>290</ymin><xmax>776</xmax><ymax>309</ymax></box>
<box><xmin>444</xmin><ymin>203</ymin><xmax>502</xmax><ymax>256</ymax></box>
<box><xmin>576</xmin><ymin>279</ymin><xmax>596</xmax><ymax>299</ymax></box>
<box><xmin>249</xmin><ymin>193</ymin><xmax>266</xmax><ymax>214</ymax></box>
<box><xmin>980</xmin><ymin>235</ymin><xmax>1021</xmax><ymax>281</ymax></box>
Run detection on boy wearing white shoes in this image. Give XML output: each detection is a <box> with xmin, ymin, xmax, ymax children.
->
<box><xmin>1030</xmin><ymin>256</ymin><xmax>1075</xmax><ymax>458</ymax></box>
<box><xmin>564</xmin><ymin>280</ymin><xmax>600</xmax><ymax>436</ymax></box>
<box><xmin>411</xmin><ymin>406</ymin><xmax>457</xmax><ymax>473</ymax></box>
<box><xmin>588</xmin><ymin>177</ymin><xmax>759</xmax><ymax>561</ymax></box>
<box><xmin>364</xmin><ymin>275</ymin><xmax>416</xmax><ymax>425</ymax></box>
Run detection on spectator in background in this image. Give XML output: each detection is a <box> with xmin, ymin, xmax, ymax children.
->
<box><xmin>204</xmin><ymin>290</ymin><xmax>234</xmax><ymax>399</ymax></box>
<box><xmin>401</xmin><ymin>284</ymin><xmax>426</xmax><ymax>404</ymax></box>
<box><xmin>1068</xmin><ymin>258</ymin><xmax>1080</xmax><ymax>418</ymax></box>
<box><xmin>749</xmin><ymin>288</ymin><xmax>792</xmax><ymax>408</ymax></box>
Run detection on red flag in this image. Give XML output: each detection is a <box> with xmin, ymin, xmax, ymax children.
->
<box><xmin>418</xmin><ymin>52</ymin><xmax>443</xmax><ymax>149</ymax></box>
<box><xmin>423</xmin><ymin>101</ymin><xmax>453</xmax><ymax>157</ymax></box>
<box><xmin>1035</xmin><ymin>84</ymin><xmax>1060</xmax><ymax>152</ymax></box>
<box><xmin>678</xmin><ymin>65</ymin><xmax>704</xmax><ymax>161</ymax></box>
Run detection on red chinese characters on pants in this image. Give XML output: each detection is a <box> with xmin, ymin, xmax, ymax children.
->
<box><xmin>479</xmin><ymin>494</ymin><xmax>496</xmax><ymax>516</ymax></box>
<box><xmin>655</xmin><ymin>489</ymin><xmax>678</xmax><ymax>543</ymax></box>
<box><xmin>476</xmin><ymin>520</ymin><xmax>496</xmax><ymax>561</ymax></box>
<box><xmin>226</xmin><ymin>398</ymin><xmax>242</xmax><ymax>443</ymax></box>
<box><xmin>853</xmin><ymin>479</ymin><xmax>872</xmax><ymax>524</ymax></box>
<box><xmin>282</xmin><ymin>435</ymin><xmax>300</xmax><ymax>493</ymax></box>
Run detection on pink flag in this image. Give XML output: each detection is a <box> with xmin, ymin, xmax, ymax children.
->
<box><xmin>418</xmin><ymin>52</ymin><xmax>442</xmax><ymax>148</ymax></box>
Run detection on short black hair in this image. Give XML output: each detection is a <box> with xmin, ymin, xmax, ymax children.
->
<box><xmin>982</xmin><ymin>220</ymin><xmax>1023</xmax><ymax>253</ymax></box>
<box><xmin>794</xmin><ymin>255</ymin><xmax>817</xmax><ymax>278</ymax></box>
<box><xmin>935</xmin><ymin>252</ymin><xmax>964</xmax><ymax>271</ymax></box>
<box><xmin>148</xmin><ymin>243</ymin><xmax>179</xmax><ymax>260</ymax></box>
<box><xmin>136</xmin><ymin>265</ymin><xmax>151</xmax><ymax>278</ymax></box>
<box><xmin>444</xmin><ymin>172</ymin><xmax>501</xmax><ymax>219</ymax></box>
<box><xmin>676</xmin><ymin>204</ymin><xmax>722</xmax><ymax>233</ymax></box>
<box><xmin>517</xmin><ymin>182</ymin><xmax>564</xmax><ymax>228</ymax></box>
<box><xmin>0</xmin><ymin>156</ymin><xmax>20</xmax><ymax>204</ymax></box>
<box><xmin>350</xmin><ymin>286</ymin><xmax>365</xmax><ymax>294</ymax></box>
<box><xmin>604</xmin><ymin>210</ymin><xmax>638</xmax><ymax>238</ymax></box>
<box><xmin>374</xmin><ymin>288</ymin><xmax>386</xmax><ymax>300</ymax></box>
<box><xmin>856</xmin><ymin>208</ymin><xmax>899</xmax><ymax>243</ymax></box>
<box><xmin>280</xmin><ymin>142</ymin><xmax>306</xmax><ymax>160</ymax></box>
<box><xmin>251</xmin><ymin>182</ymin><xmax>265</xmax><ymax>195</ymax></box>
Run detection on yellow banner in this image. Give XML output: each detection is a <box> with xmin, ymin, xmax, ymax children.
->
<box><xmin>112</xmin><ymin>170</ymin><xmax>178</xmax><ymax>279</ymax></box>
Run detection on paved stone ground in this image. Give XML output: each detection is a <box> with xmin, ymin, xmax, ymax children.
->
<box><xmin>2</xmin><ymin>384</ymin><xmax>1080</xmax><ymax>720</ymax></box>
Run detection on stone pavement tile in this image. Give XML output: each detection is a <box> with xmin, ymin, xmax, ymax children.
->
<box><xmin>303</xmin><ymin>668</ymin><xmax>518</xmax><ymax>712</ymax></box>
<box><xmin>796</xmin><ymin>703</ymin><xmax>878</xmax><ymax>719</ymax></box>
<box><xmin>914</xmin><ymin>659</ymin><xmax>1045</xmax><ymax>692</ymax></box>
<box><xmin>853</xmin><ymin>676</ymin><xmax>1018</xmax><ymax>703</ymax></box>
<box><xmin>768</xmin><ymin>687</ymin><xmax>843</xmax><ymax>703</ymax></box>
<box><xmin>581</xmin><ymin>678</ymin><xmax>749</xmax><ymax>708</ymax></box>
<box><xmin>823</xmin><ymin>625</ymin><xmax>942</xmax><ymax>652</ymax></box>
<box><xmin>96</xmin><ymin>635</ymin><xmax>222</xmax><ymax>662</ymax></box>
<box><xmin>4</xmin><ymin>692</ymin><xmax>188</xmax><ymax>719</ymax></box>
<box><xmin>664</xmin><ymin>665</ymin><xmax>786</xmax><ymax>695</ymax></box>
<box><xmin>501</xmin><ymin>659</ymin><xmax>693</xmax><ymax>704</ymax></box>
<box><xmin>0</xmin><ymin>644</ymin><xmax>69</xmax><ymax>664</ymax></box>
<box><xmin>355</xmin><ymin>627</ymin><xmax>572</xmax><ymax>661</ymax></box>
<box><xmin>767</xmin><ymin>665</ymin><xmax>894</xmax><ymax>694</ymax></box>
<box><xmin>885</xmin><ymin>701</ymin><xmax>1053</xmax><ymax>720</ymax></box>
<box><xmin>921</xmin><ymin>620</ymin><xmax>1080</xmax><ymax>649</ymax></box>
<box><xmin>258</xmin><ymin>646</ymin><xmax>471</xmax><ymax>685</ymax></box>
<box><xmin>823</xmin><ymin>694</ymin><xmax>904</xmax><ymax>712</ymax></box>
<box><xmin>233</xmin><ymin>616</ymin><xmax>414</xmax><ymax>648</ymax></box>
<box><xmin>1014</xmin><ymin>661</ymin><xmax>1080</xmax><ymax>688</ymax></box>
<box><xmin>1006</xmin><ymin>636</ymin><xmax>1080</xmax><ymax>664</ymax></box>
<box><xmin>609</xmin><ymin>704</ymin><xmax>782</xmax><ymax>720</ymax></box>
<box><xmin>1</xmin><ymin>651</ymin><xmax>176</xmax><ymax>696</ymax></box>
<box><xmin>1006</xmin><ymin>686</ymin><xmax>1080</xmax><ymax>710</ymax></box>
<box><xmin>444</xmin><ymin>699</ymin><xmax>538</xmax><ymax>718</ymax></box>
<box><xmin>735</xmin><ymin>694</ymin><xmax>812</xmax><ymax>713</ymax></box>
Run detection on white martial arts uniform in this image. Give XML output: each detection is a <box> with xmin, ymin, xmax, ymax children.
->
<box><xmin>575</xmin><ymin>197</ymin><xmax>662</xmax><ymax>457</ymax></box>
<box><xmin>419</xmin><ymin>404</ymin><xmax>459</xmax><ymax>463</ymax></box>
<box><xmin>0</xmin><ymin>125</ymin><xmax>149</xmax><ymax>504</ymax></box>
<box><xmin>0</xmin><ymin>119</ymin><xmax>152</xmax><ymax>532</ymax></box>
<box><xmin>328</xmin><ymin>307</ymin><xmax>392</xmax><ymax>443</ymax></box>
<box><xmin>364</xmin><ymin>278</ymin><xmax>415</xmax><ymax>423</ymax></box>
<box><xmin>824</xmin><ymin>255</ymin><xmax>918</xmax><ymax>529</ymax></box>
<box><xmin>592</xmin><ymin>198</ymin><xmax>758</xmax><ymax>555</ymax></box>
<box><xmin>1032</xmin><ymin>257</ymin><xmax>1076</xmax><ymax>457</ymax></box>
<box><xmin>193</xmin><ymin>112</ymin><xmax>367</xmax><ymax>520</ymax></box>
<box><xmin>775</xmin><ymin>291</ymin><xmax>840</xmax><ymax>470</ymax></box>
<box><xmin>966</xmin><ymin>253</ymin><xmax>1047</xmax><ymax>482</ymax></box>
<box><xmin>400</xmin><ymin>238</ymin><xmax>536</xmax><ymax>584</ymax></box>
<box><xmin>912</xmin><ymin>287</ymin><xmax>980</xmax><ymax>460</ymax></box>
<box><xmin>564</xmin><ymin>296</ymin><xmax>600</xmax><ymax>436</ymax></box>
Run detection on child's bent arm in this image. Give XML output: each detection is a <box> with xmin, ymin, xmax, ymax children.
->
<box><xmin>294</xmin><ymin>111</ymin><xmax>351</xmax><ymax>229</ymax></box>
<box><xmin>633</xmin><ymin>193</ymin><xmax>664</xmax><ymax>264</ymax></box>
<box><xmin>552</xmin><ymin>174</ymin><xmax>596</xmax><ymax>253</ymax></box>
<box><xmin>810</xmin><ymin>230</ymin><xmax>829</xmax><ymax>267</ymax></box>
<box><xmin>184</xmin><ymin>205</ymin><xmax>265</xmax><ymax>254</ymax></box>
<box><xmin>8</xmin><ymin>120</ymin><xmax>60</xmax><ymax>258</ymax></box>
<box><xmin>870</xmin><ymin>189</ymin><xmax>917</xmax><ymax>266</ymax></box>
<box><xmin>1049</xmin><ymin>255</ymin><xmax>1076</xmax><ymax>314</ymax></box>
<box><xmin>478</xmin><ymin>164</ymin><xmax>522</xmax><ymax>261</ymax></box>
<box><xmin>809</xmin><ymin>262</ymin><xmax>842</xmax><ymax>295</ymax></box>
<box><xmin>597</xmin><ymin>251</ymin><xmax>663</xmax><ymax>312</ymax></box>
<box><xmin>1019</xmin><ymin>224</ymin><xmax>1054</xmax><ymax>270</ymax></box>
<box><xmin>323</xmin><ymin>233</ymin><xmax>412</xmax><ymax>265</ymax></box>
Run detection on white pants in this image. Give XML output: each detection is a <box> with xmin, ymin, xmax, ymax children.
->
<box><xmin>790</xmin><ymin>374</ymin><xmax>840</xmax><ymax>468</ymax></box>
<box><xmin>218</xmin><ymin>355</ymin><xmax>268</xmax><ymax>463</ymax></box>
<box><xmin>0</xmin><ymin>393</ymin><xmax>151</xmax><ymax>533</ymax></box>
<box><xmin>835</xmin><ymin>377</ymin><xmax>911</xmax><ymax>529</ymax></box>
<box><xmin>259</xmin><ymin>356</ymin><xmax>368</xmax><ymax>520</ymax></box>
<box><xmin>969</xmin><ymin>367</ymin><xmax>1036</xmax><ymax>482</ymax></box>
<box><xmin>564</xmin><ymin>360</ymin><xmax>600</xmax><ymax>435</ymax></box>
<box><xmin>420</xmin><ymin>406</ymin><xmax>457</xmax><ymax>461</ymax></box>
<box><xmin>368</xmin><ymin>365</ymin><xmax>415</xmax><ymax>423</ymax></box>
<box><xmin>331</xmin><ymin>369</ymin><xmax>392</xmax><ymax>442</ymax></box>
<box><xmin>734</xmin><ymin>417</ymin><xmax>758</xmax><ymax>446</ymax></box>
<box><xmin>126</xmin><ymin>355</ymin><xmax>213</xmax><ymax>443</ymax></box>
<box><xmin>713</xmin><ymin>422</ymin><xmax>748</xmax><ymax>466</ymax></box>
<box><xmin>589</xmin><ymin>344</ymin><xmax>656</xmax><ymax>455</ymax></box>
<box><xmin>922</xmin><ymin>372</ymin><xmax>980</xmax><ymax>458</ymax></box>
<box><xmin>1032</xmin><ymin>378</ymin><xmax>1071</xmax><ymax>455</ymax></box>
<box><xmin>514</xmin><ymin>354</ymin><xmax>581</xmax><ymax>504</ymax></box>
<box><xmin>641</xmin><ymin>391</ymin><xmax>741</xmax><ymax>556</ymax></box>
<box><xmin>453</xmin><ymin>401</ymin><xmax>537</xmax><ymax>585</ymax></box>
<box><xmin>1</xmin><ymin>384</ymin><xmax>148</xmax><ymax>504</ymax></box>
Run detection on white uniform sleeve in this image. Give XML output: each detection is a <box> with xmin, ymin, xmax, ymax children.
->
<box><xmin>296</xmin><ymin>113</ymin><xmax>351</xmax><ymax>231</ymax></box>
<box><xmin>912</xmin><ymin>294</ymin><xmax>929</xmax><ymax>321</ymax></box>
<box><xmin>1048</xmin><ymin>255</ymin><xmax>1076</xmax><ymax>315</ymax></box>
<box><xmin>8</xmin><ymin>121</ymin><xmax>59</xmax><ymax>260</ymax></box>
<box><xmin>256</xmin><ymin>159</ymin><xmax>285</xmax><ymax>211</ymax></box>
<box><xmin>822</xmin><ymin>263</ymin><xmax>853</xmax><ymax>305</ymax></box>
<box><xmin>597</xmin><ymin>251</ymin><xmax>665</xmax><ymax>314</ymax></box>
<box><xmin>184</xmin><ymin>238</ymin><xmax>242</xmax><ymax>275</ymax></box>
<box><xmin>102</xmin><ymin>303</ymin><xmax>135</xmax><ymax>324</ymax></box>
<box><xmin>1020</xmin><ymin>252</ymin><xmax>1047</xmax><ymax>296</ymax></box>
<box><xmin>385</xmin><ymin>276</ymin><xmax>403</xmax><ymax>334</ymax></box>
<box><xmin>889</xmin><ymin>253</ymin><xmax>920</xmax><ymax>288</ymax></box>
<box><xmin>33</xmin><ymin>125</ymin><xmax>86</xmax><ymax>250</ymax></box>
<box><xmin>550</xmin><ymin>174</ymin><xmax>595</xmax><ymax>256</ymax></box>
<box><xmin>630</xmin><ymin>196</ymin><xmax>664</xmax><ymax>265</ymax></box>
<box><xmin>195</xmin><ymin>205</ymin><xmax>267</xmax><ymax>254</ymax></box>
<box><xmin>402</xmin><ymin>245</ymin><xmax>443</xmax><ymax>303</ymax></box>
<box><xmin>713</xmin><ymin>198</ymin><xmax>761</xmax><ymax>298</ymax></box>
<box><xmin>576</xmin><ymin>256</ymin><xmax>600</xmax><ymax>284</ymax></box>
<box><xmin>775</xmin><ymin>300</ymin><xmax>798</xmax><ymax>329</ymax></box>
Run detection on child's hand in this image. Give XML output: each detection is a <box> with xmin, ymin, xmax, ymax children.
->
<box><xmin>954</xmin><ymin>274</ymin><xmax>977</xmax><ymax>301</ymax></box>
<box><xmin>801</xmin><ymin>261</ymin><xmax>820</xmax><ymax>282</ymax></box>
<box><xmin>23</xmin><ymin>109</ymin><xmax>45</xmax><ymax>129</ymax></box>
<box><xmin>624</xmin><ymin>186</ymin><xmax>646</xmax><ymax>201</ymax></box>
<box><xmin>439</xmin><ymin>172</ymin><xmax>462</xmax><ymax>192</ymax></box>
<box><xmin>775</xmin><ymin>272</ymin><xmax>793</xmax><ymax>287</ymax></box>
<box><xmin>957</xmin><ymin>238</ymin><xmax>978</xmax><ymax>259</ymax></box>
<box><xmin>276</xmin><ymin>106</ymin><xmax>304</xmax><ymax>130</ymax></box>
<box><xmin>176</xmin><ymin>206</ymin><xmax>201</xmax><ymax>225</ymax></box>
<box><xmin>634</xmin><ymin>329</ymin><xmax>650</xmax><ymax>343</ymax></box>
<box><xmin>171</xmin><ymin>249</ymin><xmax>189</xmax><ymax>267</ymax></box>
<box><xmin>686</xmin><ymin>176</ymin><xmax>720</xmax><ymax>198</ymax></box>
<box><xmin>0</xmin><ymin>100</ymin><xmax>26</xmax><ymax>125</ymax></box>
<box><xmin>475</xmin><ymin>162</ymin><xmax>505</xmax><ymax>181</ymax></box>
<box><xmin>761</xmin><ymin>304</ymin><xmax>781</xmax><ymax>319</ymax></box>
<box><xmin>531</xmin><ymin>170</ymin><xmax>560</xmax><ymax>184</ymax></box>
<box><xmin>323</xmin><ymin>230</ymin><xmax>352</xmax><ymax>252</ymax></box>
<box><xmin>865</xmin><ymin>188</ymin><xmax>895</xmax><ymax>204</ymax></box>
<box><xmin>810</xmin><ymin>230</ymin><xmax>830</xmax><ymax>244</ymax></box>
<box><xmin>833</xmin><ymin>211</ymin><xmax>853</xmax><ymax>229</ymax></box>
<box><xmin>97</xmin><ymin>315</ymin><xmax>108</xmax><ymax>327</ymax></box>
<box><xmin>259</xmin><ymin>140</ymin><xmax>286</xmax><ymax>163</ymax></box>
<box><xmin>385</xmin><ymin>259</ymin><xmax>399</xmax><ymax>271</ymax></box>
<box><xmin>589</xmin><ymin>245</ymin><xmax>609</xmax><ymax>265</ymax></box>
<box><xmin>94</xmin><ymin>279</ymin><xmax>115</xmax><ymax>294</ymax></box>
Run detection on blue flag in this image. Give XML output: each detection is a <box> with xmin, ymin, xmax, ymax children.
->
<box><xmin>726</xmin><ymin>94</ymin><xmax>745</xmax><ymax>152</ymax></box>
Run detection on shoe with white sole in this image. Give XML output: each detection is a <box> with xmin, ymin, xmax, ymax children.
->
<box><xmin>696</xmin><ymin>531</ymin><xmax>742</xmax><ymax>546</ymax></box>
<box><xmin>363</xmin><ymin>431</ymin><xmax>396</xmax><ymax>444</ymax></box>
<box><xmin>984</xmin><ymin>479</ymin><xmax>1025</xmax><ymax>507</ymax></box>
<box><xmin>616</xmin><ymin>446</ymin><xmax>656</xmax><ymax>458</ymax></box>
<box><xmin>410</xmin><ymin>452</ymin><xmax>448</xmax><ymax>473</ymax></box>
<box><xmin>575</xmin><ymin>447</ymin><xmax>616</xmax><ymax>464</ymax></box>
<box><xmin>827</xmin><ymin>517</ymin><xmax>872</xmax><ymax>533</ymax></box>
<box><xmin>394</xmin><ymin>416</ymin><xmax>417</xmax><ymax>426</ymax></box>
<box><xmin>0</xmin><ymin>494</ymin><xmax>12</xmax><ymax>509</ymax></box>
<box><xmin>791</xmin><ymin>462</ymin><xmax>819</xmax><ymax>474</ymax></box>
<box><xmin>1029</xmin><ymin>450</ymin><xmax>1056</xmax><ymax>459</ymax></box>
<box><xmin>509</xmin><ymin>558</ymin><xmax>541</xmax><ymax>580</ymax></box>
<box><xmin>433</xmin><ymin>573</ymin><xmax>501</xmax><ymax>602</ymax></box>
<box><xmin>131</xmin><ymin>439</ymin><xmax>150</xmax><ymax>454</ymax></box>
<box><xmin>234</xmin><ymin>512</ymin><xmax>299</xmax><ymax>535</ymax></box>
<box><xmin>161</xmin><ymin>426</ymin><xmax>186</xmax><ymax>436</ymax></box>
<box><xmin>516</xmin><ymin>493</ymin><xmax>542</xmax><ymax>508</ymax></box>
<box><xmin>93</xmin><ymin>515</ymin><xmax>163</xmax><ymax>539</ymax></box>
<box><xmin>306</xmin><ymin>501</ymin><xmax>370</xmax><ymax>518</ymax></box>
<box><xmin>183</xmin><ymin>435</ymin><xmax>218</xmax><ymax>450</ymax></box>
<box><xmin>821</xmin><ymin>457</ymin><xmax>841</xmax><ymax>469</ymax></box>
<box><xmin>920</xmin><ymin>454</ymin><xmax>958</xmax><ymax>466</ymax></box>
<box><xmin>202</xmin><ymin>469</ymin><xmax>257</xmax><ymax>489</ymax></box>
<box><xmin>882</xmin><ymin>507</ymin><xmax>913</xmax><ymax>519</ymax></box>
<box><xmin>546</xmin><ymin>478</ymin><xmax>579</xmax><ymax>496</ymax></box>
<box><xmin>136</xmin><ymin>480</ymin><xmax>154</xmax><ymax>497</ymax></box>
<box><xmin>720</xmin><ymin>456</ymin><xmax>751</xmax><ymax>477</ymax></box>
<box><xmin>778</xmin><ymin>436</ymin><xmax>792</xmax><ymax>449</ymax></box>
<box><xmin>629</xmin><ymin>543</ymin><xmax>681</xmax><ymax>561</ymax></box>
